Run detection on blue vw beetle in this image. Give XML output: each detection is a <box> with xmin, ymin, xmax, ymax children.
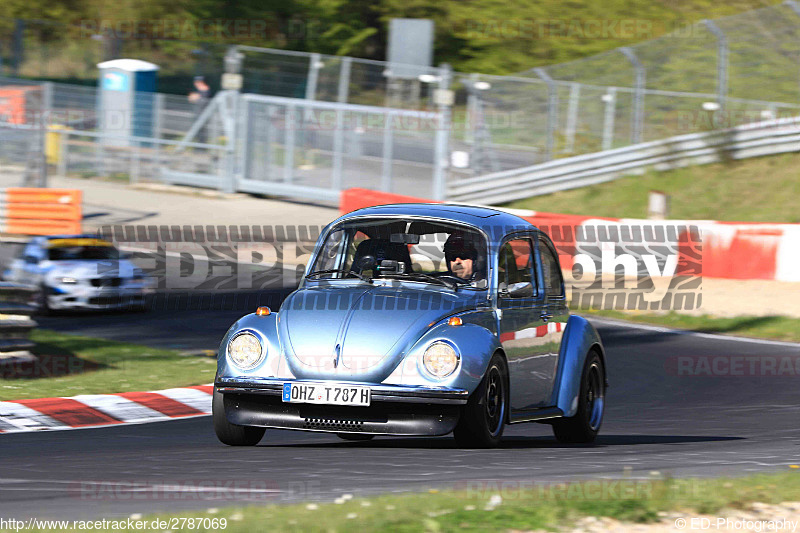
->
<box><xmin>214</xmin><ymin>204</ymin><xmax>606</xmax><ymax>448</ymax></box>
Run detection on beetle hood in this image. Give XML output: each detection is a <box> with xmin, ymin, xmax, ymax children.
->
<box><xmin>279</xmin><ymin>284</ymin><xmax>480</xmax><ymax>381</ymax></box>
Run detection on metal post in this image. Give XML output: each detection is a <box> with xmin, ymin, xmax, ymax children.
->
<box><xmin>381</xmin><ymin>114</ymin><xmax>394</xmax><ymax>191</ymax></box>
<box><xmin>57</xmin><ymin>131</ymin><xmax>68</xmax><ymax>177</ymax></box>
<box><xmin>619</xmin><ymin>47</ymin><xmax>645</xmax><ymax>144</ymax></box>
<box><xmin>602</xmin><ymin>87</ymin><xmax>617</xmax><ymax>151</ymax></box>
<box><xmin>564</xmin><ymin>82</ymin><xmax>580</xmax><ymax>154</ymax></box>
<box><xmin>39</xmin><ymin>82</ymin><xmax>53</xmax><ymax>187</ymax></box>
<box><xmin>131</xmin><ymin>143</ymin><xmax>141</xmax><ymax>184</ymax></box>
<box><xmin>265</xmin><ymin>106</ymin><xmax>275</xmax><ymax>181</ymax></box>
<box><xmin>332</xmin><ymin>107</ymin><xmax>344</xmax><ymax>191</ymax></box>
<box><xmin>534</xmin><ymin>68</ymin><xmax>558</xmax><ymax>161</ymax></box>
<box><xmin>702</xmin><ymin>20</ymin><xmax>728</xmax><ymax>113</ymax></box>
<box><xmin>465</xmin><ymin>73</ymin><xmax>479</xmax><ymax>145</ymax></box>
<box><xmin>153</xmin><ymin>93</ymin><xmax>163</xmax><ymax>166</ymax></box>
<box><xmin>283</xmin><ymin>105</ymin><xmax>296</xmax><ymax>183</ymax></box>
<box><xmin>12</xmin><ymin>19</ymin><xmax>24</xmax><ymax>76</ymax></box>
<box><xmin>337</xmin><ymin>57</ymin><xmax>352</xmax><ymax>104</ymax></box>
<box><xmin>432</xmin><ymin>64</ymin><xmax>452</xmax><ymax>201</ymax></box>
<box><xmin>305</xmin><ymin>53</ymin><xmax>321</xmax><ymax>102</ymax></box>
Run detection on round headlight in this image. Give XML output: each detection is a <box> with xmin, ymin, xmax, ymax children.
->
<box><xmin>422</xmin><ymin>341</ymin><xmax>459</xmax><ymax>378</ymax></box>
<box><xmin>227</xmin><ymin>332</ymin><xmax>265</xmax><ymax>369</ymax></box>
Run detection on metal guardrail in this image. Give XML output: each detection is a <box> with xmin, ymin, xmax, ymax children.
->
<box><xmin>447</xmin><ymin>115</ymin><xmax>800</xmax><ymax>205</ymax></box>
<box><xmin>0</xmin><ymin>282</ymin><xmax>38</xmax><ymax>357</ymax></box>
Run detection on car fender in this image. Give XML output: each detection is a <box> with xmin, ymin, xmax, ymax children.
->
<box><xmin>552</xmin><ymin>315</ymin><xmax>606</xmax><ymax>417</ymax></box>
<box><xmin>217</xmin><ymin>312</ymin><xmax>286</xmax><ymax>379</ymax></box>
<box><xmin>385</xmin><ymin>319</ymin><xmax>502</xmax><ymax>394</ymax></box>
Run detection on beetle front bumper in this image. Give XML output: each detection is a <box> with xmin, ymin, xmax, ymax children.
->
<box><xmin>215</xmin><ymin>378</ymin><xmax>469</xmax><ymax>436</ymax></box>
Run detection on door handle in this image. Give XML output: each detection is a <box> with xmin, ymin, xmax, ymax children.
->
<box><xmin>540</xmin><ymin>312</ymin><xmax>553</xmax><ymax>322</ymax></box>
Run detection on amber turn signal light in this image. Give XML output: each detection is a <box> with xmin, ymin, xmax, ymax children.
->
<box><xmin>256</xmin><ymin>306</ymin><xmax>271</xmax><ymax>316</ymax></box>
<box><xmin>448</xmin><ymin>316</ymin><xmax>463</xmax><ymax>326</ymax></box>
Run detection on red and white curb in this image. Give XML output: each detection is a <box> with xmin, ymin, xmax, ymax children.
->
<box><xmin>0</xmin><ymin>385</ymin><xmax>212</xmax><ymax>433</ymax></box>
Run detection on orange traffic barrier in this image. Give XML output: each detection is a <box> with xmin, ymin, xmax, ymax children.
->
<box><xmin>0</xmin><ymin>188</ymin><xmax>82</xmax><ymax>236</ymax></box>
<box><xmin>340</xmin><ymin>188</ymin><xmax>433</xmax><ymax>214</ymax></box>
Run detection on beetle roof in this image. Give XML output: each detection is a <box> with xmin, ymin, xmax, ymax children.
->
<box><xmin>336</xmin><ymin>203</ymin><xmax>537</xmax><ymax>239</ymax></box>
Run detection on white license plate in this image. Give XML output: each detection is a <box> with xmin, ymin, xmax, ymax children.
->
<box><xmin>282</xmin><ymin>382</ymin><xmax>371</xmax><ymax>407</ymax></box>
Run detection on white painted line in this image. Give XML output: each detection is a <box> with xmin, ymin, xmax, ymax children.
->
<box><xmin>156</xmin><ymin>388</ymin><xmax>213</xmax><ymax>413</ymax></box>
<box><xmin>585</xmin><ymin>315</ymin><xmax>800</xmax><ymax>348</ymax></box>
<box><xmin>70</xmin><ymin>394</ymin><xmax>168</xmax><ymax>423</ymax></box>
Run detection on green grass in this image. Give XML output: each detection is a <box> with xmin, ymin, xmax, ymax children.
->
<box><xmin>579</xmin><ymin>310</ymin><xmax>800</xmax><ymax>343</ymax></box>
<box><xmin>0</xmin><ymin>330</ymin><xmax>216</xmax><ymax>401</ymax></box>
<box><xmin>12</xmin><ymin>470</ymin><xmax>800</xmax><ymax>532</ymax></box>
<box><xmin>506</xmin><ymin>152</ymin><xmax>800</xmax><ymax>222</ymax></box>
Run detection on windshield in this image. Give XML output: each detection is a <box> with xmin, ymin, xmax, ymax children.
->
<box><xmin>48</xmin><ymin>246</ymin><xmax>120</xmax><ymax>261</ymax></box>
<box><xmin>310</xmin><ymin>218</ymin><xmax>487</xmax><ymax>288</ymax></box>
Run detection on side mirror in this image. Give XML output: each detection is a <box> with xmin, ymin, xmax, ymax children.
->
<box><xmin>502</xmin><ymin>281</ymin><xmax>533</xmax><ymax>298</ymax></box>
<box><xmin>356</xmin><ymin>254</ymin><xmax>376</xmax><ymax>272</ymax></box>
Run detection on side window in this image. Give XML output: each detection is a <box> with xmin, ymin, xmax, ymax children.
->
<box><xmin>498</xmin><ymin>238</ymin><xmax>533</xmax><ymax>297</ymax></box>
<box><xmin>538</xmin><ymin>237</ymin><xmax>564</xmax><ymax>298</ymax></box>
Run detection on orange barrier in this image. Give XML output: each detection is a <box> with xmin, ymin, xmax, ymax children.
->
<box><xmin>340</xmin><ymin>188</ymin><xmax>433</xmax><ymax>213</ymax></box>
<box><xmin>0</xmin><ymin>188</ymin><xmax>82</xmax><ymax>235</ymax></box>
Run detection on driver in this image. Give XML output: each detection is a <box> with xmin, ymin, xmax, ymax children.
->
<box><xmin>444</xmin><ymin>234</ymin><xmax>480</xmax><ymax>280</ymax></box>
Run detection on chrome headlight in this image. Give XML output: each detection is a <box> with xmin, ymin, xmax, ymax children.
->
<box><xmin>422</xmin><ymin>341</ymin><xmax>459</xmax><ymax>378</ymax></box>
<box><xmin>227</xmin><ymin>331</ymin><xmax>265</xmax><ymax>370</ymax></box>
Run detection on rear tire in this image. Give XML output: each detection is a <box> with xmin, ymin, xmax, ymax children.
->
<box><xmin>212</xmin><ymin>388</ymin><xmax>265</xmax><ymax>446</ymax></box>
<box><xmin>453</xmin><ymin>353</ymin><xmax>508</xmax><ymax>448</ymax></box>
<box><xmin>552</xmin><ymin>351</ymin><xmax>605</xmax><ymax>444</ymax></box>
<box><xmin>336</xmin><ymin>433</ymin><xmax>375</xmax><ymax>441</ymax></box>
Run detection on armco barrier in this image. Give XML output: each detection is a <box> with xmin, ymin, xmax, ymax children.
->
<box><xmin>0</xmin><ymin>283</ymin><xmax>37</xmax><ymax>358</ymax></box>
<box><xmin>340</xmin><ymin>188</ymin><xmax>800</xmax><ymax>282</ymax></box>
<box><xmin>448</xmin><ymin>114</ymin><xmax>800</xmax><ymax>205</ymax></box>
<box><xmin>0</xmin><ymin>188</ymin><xmax>82</xmax><ymax>235</ymax></box>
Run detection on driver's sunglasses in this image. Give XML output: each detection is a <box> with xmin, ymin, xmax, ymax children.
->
<box><xmin>447</xmin><ymin>252</ymin><xmax>473</xmax><ymax>261</ymax></box>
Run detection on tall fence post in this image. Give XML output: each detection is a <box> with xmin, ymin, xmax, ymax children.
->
<box><xmin>305</xmin><ymin>53</ymin><xmax>321</xmax><ymax>102</ymax></box>
<box><xmin>12</xmin><ymin>19</ymin><xmax>24</xmax><ymax>76</ymax></box>
<box><xmin>332</xmin><ymin>104</ymin><xmax>344</xmax><ymax>191</ymax></box>
<box><xmin>432</xmin><ymin>64</ymin><xmax>452</xmax><ymax>201</ymax></box>
<box><xmin>38</xmin><ymin>82</ymin><xmax>53</xmax><ymax>187</ymax></box>
<box><xmin>534</xmin><ymin>68</ymin><xmax>558</xmax><ymax>161</ymax></box>
<box><xmin>337</xmin><ymin>57</ymin><xmax>352</xmax><ymax>104</ymax></box>
<box><xmin>564</xmin><ymin>82</ymin><xmax>581</xmax><ymax>154</ymax></box>
<box><xmin>619</xmin><ymin>47</ymin><xmax>645</xmax><ymax>144</ymax></box>
<box><xmin>465</xmin><ymin>73</ymin><xmax>479</xmax><ymax>145</ymax></box>
<box><xmin>602</xmin><ymin>87</ymin><xmax>617</xmax><ymax>151</ymax></box>
<box><xmin>284</xmin><ymin>105</ymin><xmax>296</xmax><ymax>184</ymax></box>
<box><xmin>702</xmin><ymin>20</ymin><xmax>728</xmax><ymax>113</ymax></box>
<box><xmin>381</xmin><ymin>111</ymin><xmax>395</xmax><ymax>192</ymax></box>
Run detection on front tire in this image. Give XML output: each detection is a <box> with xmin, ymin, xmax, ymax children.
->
<box><xmin>37</xmin><ymin>284</ymin><xmax>51</xmax><ymax>316</ymax></box>
<box><xmin>453</xmin><ymin>353</ymin><xmax>508</xmax><ymax>448</ymax></box>
<box><xmin>552</xmin><ymin>351</ymin><xmax>605</xmax><ymax>444</ymax></box>
<box><xmin>212</xmin><ymin>388</ymin><xmax>265</xmax><ymax>446</ymax></box>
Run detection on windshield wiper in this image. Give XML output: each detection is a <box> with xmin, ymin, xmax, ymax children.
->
<box><xmin>381</xmin><ymin>272</ymin><xmax>458</xmax><ymax>291</ymax></box>
<box><xmin>305</xmin><ymin>269</ymin><xmax>373</xmax><ymax>284</ymax></box>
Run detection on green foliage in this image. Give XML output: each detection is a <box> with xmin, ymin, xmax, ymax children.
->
<box><xmin>0</xmin><ymin>0</ymin><xmax>782</xmax><ymax>77</ymax></box>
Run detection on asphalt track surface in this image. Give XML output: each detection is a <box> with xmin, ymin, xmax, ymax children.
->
<box><xmin>1</xmin><ymin>284</ymin><xmax>799</xmax><ymax>520</ymax></box>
